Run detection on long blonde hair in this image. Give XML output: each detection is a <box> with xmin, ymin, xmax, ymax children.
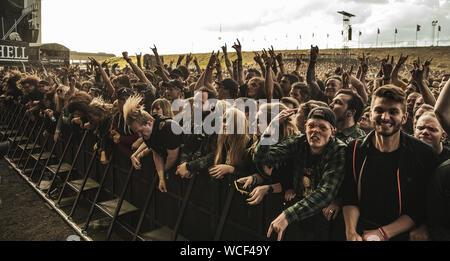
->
<box><xmin>215</xmin><ymin>108</ymin><xmax>250</xmax><ymax>167</ymax></box>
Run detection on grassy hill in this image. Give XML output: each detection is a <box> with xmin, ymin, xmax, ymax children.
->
<box><xmin>102</xmin><ymin>46</ymin><xmax>450</xmax><ymax>71</ymax></box>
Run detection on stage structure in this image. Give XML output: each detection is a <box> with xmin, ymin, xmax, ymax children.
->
<box><xmin>337</xmin><ymin>11</ymin><xmax>355</xmax><ymax>68</ymax></box>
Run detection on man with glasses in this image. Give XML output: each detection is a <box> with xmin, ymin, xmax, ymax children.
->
<box><xmin>253</xmin><ymin>106</ymin><xmax>346</xmax><ymax>241</ymax></box>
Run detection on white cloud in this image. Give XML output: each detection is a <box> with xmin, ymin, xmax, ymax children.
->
<box><xmin>41</xmin><ymin>0</ymin><xmax>450</xmax><ymax>55</ymax></box>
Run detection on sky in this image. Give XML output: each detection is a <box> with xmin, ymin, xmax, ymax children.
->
<box><xmin>41</xmin><ymin>0</ymin><xmax>450</xmax><ymax>56</ymax></box>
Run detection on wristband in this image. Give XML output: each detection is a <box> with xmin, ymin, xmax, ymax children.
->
<box><xmin>378</xmin><ymin>227</ymin><xmax>389</xmax><ymax>241</ymax></box>
<box><xmin>267</xmin><ymin>185</ymin><xmax>273</xmax><ymax>194</ymax></box>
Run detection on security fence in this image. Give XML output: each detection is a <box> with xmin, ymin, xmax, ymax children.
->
<box><xmin>0</xmin><ymin>102</ymin><xmax>291</xmax><ymax>241</ymax></box>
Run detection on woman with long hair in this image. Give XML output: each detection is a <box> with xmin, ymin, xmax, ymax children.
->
<box><xmin>239</xmin><ymin>103</ymin><xmax>299</xmax><ymax>205</ymax></box>
<box><xmin>209</xmin><ymin>108</ymin><xmax>257</xmax><ymax>180</ymax></box>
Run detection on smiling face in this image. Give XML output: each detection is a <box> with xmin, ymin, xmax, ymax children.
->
<box><xmin>305</xmin><ymin>118</ymin><xmax>334</xmax><ymax>154</ymax></box>
<box><xmin>370</xmin><ymin>97</ymin><xmax>407</xmax><ymax>137</ymax></box>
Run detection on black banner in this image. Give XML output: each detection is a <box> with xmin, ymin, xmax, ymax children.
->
<box><xmin>0</xmin><ymin>40</ymin><xmax>30</xmax><ymax>65</ymax></box>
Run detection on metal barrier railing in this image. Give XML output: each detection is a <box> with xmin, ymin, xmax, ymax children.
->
<box><xmin>1</xmin><ymin>102</ymin><xmax>287</xmax><ymax>241</ymax></box>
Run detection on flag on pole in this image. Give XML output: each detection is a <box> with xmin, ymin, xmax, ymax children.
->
<box><xmin>359</xmin><ymin>31</ymin><xmax>362</xmax><ymax>36</ymax></box>
<box><xmin>438</xmin><ymin>25</ymin><xmax>441</xmax><ymax>32</ymax></box>
<box><xmin>312</xmin><ymin>33</ymin><xmax>314</xmax><ymax>38</ymax></box>
<box><xmin>377</xmin><ymin>28</ymin><xmax>380</xmax><ymax>34</ymax></box>
<box><xmin>395</xmin><ymin>28</ymin><xmax>398</xmax><ymax>34</ymax></box>
<box><xmin>417</xmin><ymin>24</ymin><xmax>421</xmax><ymax>31</ymax></box>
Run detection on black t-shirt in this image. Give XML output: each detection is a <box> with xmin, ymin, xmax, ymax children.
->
<box><xmin>358</xmin><ymin>146</ymin><xmax>401</xmax><ymax>228</ymax></box>
<box><xmin>144</xmin><ymin>115</ymin><xmax>183</xmax><ymax>159</ymax></box>
<box><xmin>301</xmin><ymin>152</ymin><xmax>322</xmax><ymax>197</ymax></box>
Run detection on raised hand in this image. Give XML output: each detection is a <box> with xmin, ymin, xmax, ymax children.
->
<box><xmin>268</xmin><ymin>45</ymin><xmax>276</xmax><ymax>59</ymax></box>
<box><xmin>88</xmin><ymin>57</ymin><xmax>99</xmax><ymax>67</ymax></box>
<box><xmin>177</xmin><ymin>54</ymin><xmax>185</xmax><ymax>65</ymax></box>
<box><xmin>122</xmin><ymin>52</ymin><xmax>130</xmax><ymax>61</ymax></box>
<box><xmin>310</xmin><ymin>45</ymin><xmax>319</xmax><ymax>62</ymax></box>
<box><xmin>410</xmin><ymin>60</ymin><xmax>425</xmax><ymax>85</ymax></box>
<box><xmin>150</xmin><ymin>45</ymin><xmax>158</xmax><ymax>56</ymax></box>
<box><xmin>254</xmin><ymin>52</ymin><xmax>263</xmax><ymax>64</ymax></box>
<box><xmin>186</xmin><ymin>53</ymin><xmax>193</xmax><ymax>65</ymax></box>
<box><xmin>232</xmin><ymin>39</ymin><xmax>242</xmax><ymax>54</ymax></box>
<box><xmin>276</xmin><ymin>53</ymin><xmax>283</xmax><ymax>65</ymax></box>
<box><xmin>221</xmin><ymin>44</ymin><xmax>228</xmax><ymax>55</ymax></box>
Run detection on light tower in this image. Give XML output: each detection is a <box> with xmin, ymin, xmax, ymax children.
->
<box><xmin>432</xmin><ymin>20</ymin><xmax>438</xmax><ymax>46</ymax></box>
<box><xmin>338</xmin><ymin>11</ymin><xmax>355</xmax><ymax>68</ymax></box>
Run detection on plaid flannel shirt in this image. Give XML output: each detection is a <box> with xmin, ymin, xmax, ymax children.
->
<box><xmin>253</xmin><ymin>133</ymin><xmax>347</xmax><ymax>224</ymax></box>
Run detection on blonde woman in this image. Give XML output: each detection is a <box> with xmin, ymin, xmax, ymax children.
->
<box><xmin>209</xmin><ymin>108</ymin><xmax>257</xmax><ymax>180</ymax></box>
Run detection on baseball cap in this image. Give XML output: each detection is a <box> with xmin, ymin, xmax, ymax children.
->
<box><xmin>307</xmin><ymin>106</ymin><xmax>336</xmax><ymax>128</ymax></box>
<box><xmin>163</xmin><ymin>79</ymin><xmax>184</xmax><ymax>91</ymax></box>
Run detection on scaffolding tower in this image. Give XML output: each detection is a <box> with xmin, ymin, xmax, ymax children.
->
<box><xmin>337</xmin><ymin>11</ymin><xmax>355</xmax><ymax>68</ymax></box>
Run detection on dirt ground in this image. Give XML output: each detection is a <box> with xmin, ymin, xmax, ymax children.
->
<box><xmin>0</xmin><ymin>159</ymin><xmax>80</xmax><ymax>241</ymax></box>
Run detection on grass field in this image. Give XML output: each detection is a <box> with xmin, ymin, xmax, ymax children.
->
<box><xmin>102</xmin><ymin>46</ymin><xmax>450</xmax><ymax>71</ymax></box>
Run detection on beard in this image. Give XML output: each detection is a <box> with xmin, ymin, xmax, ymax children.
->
<box><xmin>375</xmin><ymin>119</ymin><xmax>402</xmax><ymax>137</ymax></box>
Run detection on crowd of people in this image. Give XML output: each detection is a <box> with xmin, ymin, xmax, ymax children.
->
<box><xmin>1</xmin><ymin>40</ymin><xmax>450</xmax><ymax>241</ymax></box>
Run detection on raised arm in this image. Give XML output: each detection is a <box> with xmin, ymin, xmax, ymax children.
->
<box><xmin>89</xmin><ymin>57</ymin><xmax>115</xmax><ymax>97</ymax></box>
<box><xmin>306</xmin><ymin>45</ymin><xmax>322</xmax><ymax>99</ymax></box>
<box><xmin>232</xmin><ymin>39</ymin><xmax>245</xmax><ymax>86</ymax></box>
<box><xmin>221</xmin><ymin>44</ymin><xmax>233</xmax><ymax>77</ymax></box>
<box><xmin>294</xmin><ymin>55</ymin><xmax>303</xmax><ymax>77</ymax></box>
<box><xmin>254</xmin><ymin>52</ymin><xmax>266</xmax><ymax>77</ymax></box>
<box><xmin>434</xmin><ymin>77</ymin><xmax>450</xmax><ymax>133</ymax></box>
<box><xmin>123</xmin><ymin>52</ymin><xmax>156</xmax><ymax>96</ymax></box>
<box><xmin>391</xmin><ymin>54</ymin><xmax>409</xmax><ymax>90</ymax></box>
<box><xmin>411</xmin><ymin>60</ymin><xmax>436</xmax><ymax>107</ymax></box>
<box><xmin>264</xmin><ymin>55</ymin><xmax>274</xmax><ymax>102</ymax></box>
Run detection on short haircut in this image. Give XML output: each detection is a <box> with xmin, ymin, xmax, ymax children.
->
<box><xmin>282</xmin><ymin>74</ymin><xmax>299</xmax><ymax>85</ymax></box>
<box><xmin>113</xmin><ymin>75</ymin><xmax>131</xmax><ymax>88</ymax></box>
<box><xmin>247</xmin><ymin>68</ymin><xmax>261</xmax><ymax>77</ymax></box>
<box><xmin>281</xmin><ymin>97</ymin><xmax>300</xmax><ymax>109</ymax></box>
<box><xmin>336</xmin><ymin>89</ymin><xmax>365</xmax><ymax>122</ymax></box>
<box><xmin>291</xmin><ymin>82</ymin><xmax>311</xmax><ymax>102</ymax></box>
<box><xmin>371</xmin><ymin>84</ymin><xmax>407</xmax><ymax>113</ymax></box>
<box><xmin>20</xmin><ymin>75</ymin><xmax>40</xmax><ymax>88</ymax></box>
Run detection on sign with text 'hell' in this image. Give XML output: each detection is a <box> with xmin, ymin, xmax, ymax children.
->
<box><xmin>0</xmin><ymin>40</ymin><xmax>29</xmax><ymax>64</ymax></box>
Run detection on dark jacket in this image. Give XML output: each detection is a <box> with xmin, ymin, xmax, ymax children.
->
<box><xmin>427</xmin><ymin>159</ymin><xmax>450</xmax><ymax>240</ymax></box>
<box><xmin>342</xmin><ymin>131</ymin><xmax>439</xmax><ymax>238</ymax></box>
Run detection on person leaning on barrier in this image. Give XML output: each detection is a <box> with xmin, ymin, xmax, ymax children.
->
<box><xmin>123</xmin><ymin>95</ymin><xmax>183</xmax><ymax>193</ymax></box>
<box><xmin>111</xmin><ymin>87</ymin><xmax>139</xmax><ymax>158</ymax></box>
<box><xmin>85</xmin><ymin>97</ymin><xmax>114</xmax><ymax>165</ymax></box>
<box><xmin>209</xmin><ymin>107</ymin><xmax>257</xmax><ymax>181</ymax></box>
<box><xmin>237</xmin><ymin>103</ymin><xmax>299</xmax><ymax>205</ymax></box>
<box><xmin>176</xmin><ymin>93</ymin><xmax>218</xmax><ymax>179</ymax></box>
<box><xmin>253</xmin><ymin>106</ymin><xmax>346</xmax><ymax>241</ymax></box>
<box><xmin>341</xmin><ymin>85</ymin><xmax>439</xmax><ymax>241</ymax></box>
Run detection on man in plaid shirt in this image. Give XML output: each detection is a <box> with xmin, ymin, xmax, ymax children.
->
<box><xmin>253</xmin><ymin>106</ymin><xmax>346</xmax><ymax>241</ymax></box>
